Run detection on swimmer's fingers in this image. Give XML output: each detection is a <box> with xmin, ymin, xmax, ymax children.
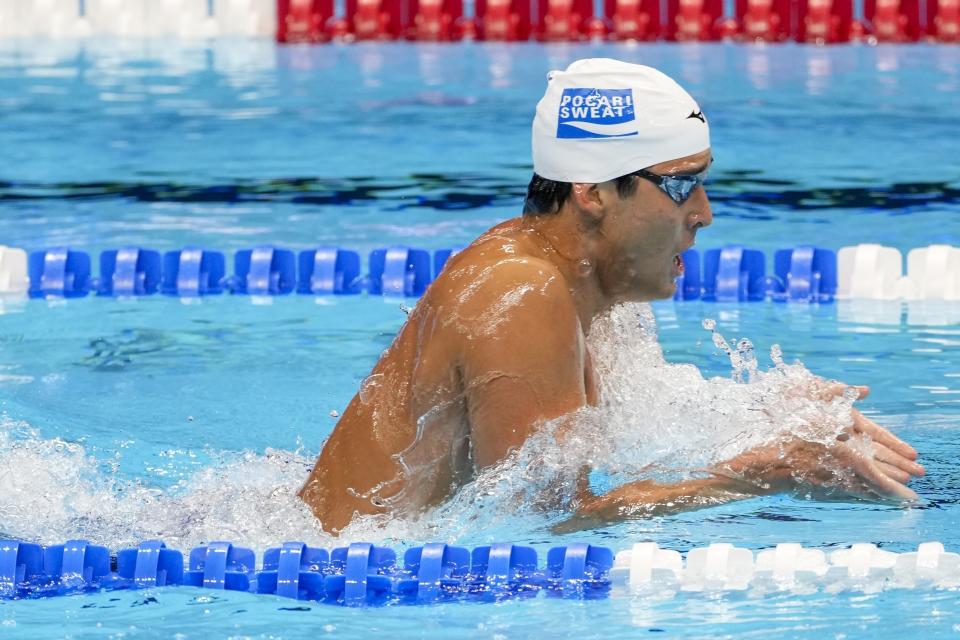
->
<box><xmin>852</xmin><ymin>410</ymin><xmax>920</xmax><ymax>461</ymax></box>
<box><xmin>817</xmin><ymin>382</ymin><xmax>870</xmax><ymax>402</ymax></box>
<box><xmin>876</xmin><ymin>461</ymin><xmax>911</xmax><ymax>485</ymax></box>
<box><xmin>873</xmin><ymin>474</ymin><xmax>919</xmax><ymax>501</ymax></box>
<box><xmin>873</xmin><ymin>441</ymin><xmax>925</xmax><ymax>479</ymax></box>
<box><xmin>844</xmin><ymin>443</ymin><xmax>919</xmax><ymax>501</ymax></box>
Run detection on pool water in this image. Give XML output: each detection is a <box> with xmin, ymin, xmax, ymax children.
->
<box><xmin>1</xmin><ymin>40</ymin><xmax>959</xmax><ymax>638</ymax></box>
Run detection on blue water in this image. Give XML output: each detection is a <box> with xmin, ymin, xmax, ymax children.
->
<box><xmin>1</xmin><ymin>40</ymin><xmax>959</xmax><ymax>638</ymax></box>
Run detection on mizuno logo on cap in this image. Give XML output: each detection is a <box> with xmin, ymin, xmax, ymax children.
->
<box><xmin>556</xmin><ymin>88</ymin><xmax>637</xmax><ymax>139</ymax></box>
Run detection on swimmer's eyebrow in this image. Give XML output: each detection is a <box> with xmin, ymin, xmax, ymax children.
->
<box><xmin>663</xmin><ymin>156</ymin><xmax>714</xmax><ymax>177</ymax></box>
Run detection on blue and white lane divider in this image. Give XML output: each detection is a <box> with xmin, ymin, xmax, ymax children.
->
<box><xmin>0</xmin><ymin>243</ymin><xmax>958</xmax><ymax>302</ymax></box>
<box><xmin>2</xmin><ymin>539</ymin><xmax>959</xmax><ymax>604</ymax></box>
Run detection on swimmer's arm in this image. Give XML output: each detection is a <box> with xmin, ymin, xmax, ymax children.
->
<box><xmin>557</xmin><ymin>473</ymin><xmax>762</xmax><ymax>532</ymax></box>
<box><xmin>559</xmin><ymin>432</ymin><xmax>923</xmax><ymax>532</ymax></box>
<box><xmin>458</xmin><ymin>260</ymin><xmax>589</xmax><ymax>468</ymax></box>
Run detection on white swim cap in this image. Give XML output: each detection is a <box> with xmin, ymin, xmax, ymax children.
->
<box><xmin>532</xmin><ymin>58</ymin><xmax>710</xmax><ymax>184</ymax></box>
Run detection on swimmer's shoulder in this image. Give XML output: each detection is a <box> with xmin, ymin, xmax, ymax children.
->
<box><xmin>427</xmin><ymin>220</ymin><xmax>569</xmax><ymax>309</ymax></box>
<box><xmin>427</xmin><ymin>224</ymin><xmax>576</xmax><ymax>328</ymax></box>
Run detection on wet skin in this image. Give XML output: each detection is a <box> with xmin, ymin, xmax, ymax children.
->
<box><xmin>299</xmin><ymin>148</ymin><xmax>924</xmax><ymax>534</ymax></box>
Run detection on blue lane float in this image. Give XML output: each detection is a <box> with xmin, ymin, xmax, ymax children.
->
<box><xmin>256</xmin><ymin>542</ymin><xmax>327</xmax><ymax>600</ymax></box>
<box><xmin>297</xmin><ymin>248</ymin><xmax>362</xmax><ymax>295</ymax></box>
<box><xmin>323</xmin><ymin>543</ymin><xmax>396</xmax><ymax>606</ymax></box>
<box><xmin>233</xmin><ymin>247</ymin><xmax>297</xmax><ymax>295</ymax></box>
<box><xmin>27</xmin><ymin>248</ymin><xmax>91</xmax><ymax>298</ymax></box>
<box><xmin>395</xmin><ymin>543</ymin><xmax>471</xmax><ymax>603</ymax></box>
<box><xmin>183</xmin><ymin>541</ymin><xmax>256</xmax><ymax>591</ymax></box>
<box><xmin>116</xmin><ymin>540</ymin><xmax>184</xmax><ymax>588</ymax></box>
<box><xmin>161</xmin><ymin>248</ymin><xmax>226</xmax><ymax>296</ymax></box>
<box><xmin>99</xmin><ymin>248</ymin><xmax>162</xmax><ymax>296</ymax></box>
<box><xmin>368</xmin><ymin>247</ymin><xmax>432</xmax><ymax>297</ymax></box>
<box><xmin>0</xmin><ymin>540</ymin><xmax>43</xmax><ymax>598</ymax></box>
<box><xmin>703</xmin><ymin>245</ymin><xmax>768</xmax><ymax>302</ymax></box>
<box><xmin>469</xmin><ymin>543</ymin><xmax>541</xmax><ymax>598</ymax></box>
<box><xmin>772</xmin><ymin>246</ymin><xmax>838</xmax><ymax>303</ymax></box>
<box><xmin>546</xmin><ymin>543</ymin><xmax>614</xmax><ymax>598</ymax></box>
<box><xmin>42</xmin><ymin>540</ymin><xmax>112</xmax><ymax>593</ymax></box>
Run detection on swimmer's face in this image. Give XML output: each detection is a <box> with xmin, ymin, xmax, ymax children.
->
<box><xmin>595</xmin><ymin>148</ymin><xmax>713</xmax><ymax>302</ymax></box>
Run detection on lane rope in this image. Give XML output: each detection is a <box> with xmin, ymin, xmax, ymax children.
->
<box><xmin>1</xmin><ymin>243</ymin><xmax>958</xmax><ymax>302</ymax></box>
<box><xmin>3</xmin><ymin>539</ymin><xmax>958</xmax><ymax>604</ymax></box>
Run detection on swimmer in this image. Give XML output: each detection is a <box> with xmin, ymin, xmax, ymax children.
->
<box><xmin>299</xmin><ymin>59</ymin><xmax>924</xmax><ymax>533</ymax></box>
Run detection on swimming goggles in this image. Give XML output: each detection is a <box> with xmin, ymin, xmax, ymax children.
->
<box><xmin>630</xmin><ymin>167</ymin><xmax>709</xmax><ymax>205</ymax></box>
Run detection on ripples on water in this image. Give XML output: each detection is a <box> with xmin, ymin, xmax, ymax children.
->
<box><xmin>3</xmin><ymin>174</ymin><xmax>957</xmax><ymax>211</ymax></box>
<box><xmin>1</xmin><ymin>42</ymin><xmax>958</xmax><ymax>253</ymax></box>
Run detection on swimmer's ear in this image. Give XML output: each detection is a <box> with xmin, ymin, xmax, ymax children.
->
<box><xmin>569</xmin><ymin>182</ymin><xmax>606</xmax><ymax>222</ymax></box>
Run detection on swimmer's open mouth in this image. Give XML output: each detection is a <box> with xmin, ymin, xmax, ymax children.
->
<box><xmin>673</xmin><ymin>253</ymin><xmax>685</xmax><ymax>276</ymax></box>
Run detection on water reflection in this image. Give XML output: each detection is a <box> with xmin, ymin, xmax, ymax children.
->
<box><xmin>746</xmin><ymin>44</ymin><xmax>771</xmax><ymax>90</ymax></box>
<box><xmin>804</xmin><ymin>46</ymin><xmax>831</xmax><ymax>96</ymax></box>
<box><xmin>835</xmin><ymin>300</ymin><xmax>960</xmax><ymax>328</ymax></box>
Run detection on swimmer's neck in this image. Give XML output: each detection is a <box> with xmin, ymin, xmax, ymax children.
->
<box><xmin>521</xmin><ymin>205</ymin><xmax>627</xmax><ymax>333</ymax></box>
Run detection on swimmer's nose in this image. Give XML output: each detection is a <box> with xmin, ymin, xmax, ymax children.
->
<box><xmin>689</xmin><ymin>188</ymin><xmax>713</xmax><ymax>231</ymax></box>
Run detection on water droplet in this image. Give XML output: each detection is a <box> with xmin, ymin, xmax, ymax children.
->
<box><xmin>712</xmin><ymin>331</ymin><xmax>731</xmax><ymax>353</ymax></box>
<box><xmin>359</xmin><ymin>373</ymin><xmax>384</xmax><ymax>403</ymax></box>
<box><xmin>577</xmin><ymin>258</ymin><xmax>593</xmax><ymax>277</ymax></box>
<box><xmin>770</xmin><ymin>344</ymin><xmax>784</xmax><ymax>367</ymax></box>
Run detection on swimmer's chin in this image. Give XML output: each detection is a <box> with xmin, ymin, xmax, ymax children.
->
<box><xmin>611</xmin><ymin>282</ymin><xmax>678</xmax><ymax>306</ymax></box>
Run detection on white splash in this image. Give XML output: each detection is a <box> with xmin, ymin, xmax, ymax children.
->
<box><xmin>0</xmin><ymin>417</ymin><xmax>329</xmax><ymax>551</ymax></box>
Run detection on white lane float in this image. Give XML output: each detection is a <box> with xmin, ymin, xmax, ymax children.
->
<box><xmin>825</xmin><ymin>542</ymin><xmax>898</xmax><ymax>592</ymax></box>
<box><xmin>900</xmin><ymin>245</ymin><xmax>960</xmax><ymax>301</ymax></box>
<box><xmin>682</xmin><ymin>543</ymin><xmax>755</xmax><ymax>591</ymax></box>
<box><xmin>753</xmin><ymin>542</ymin><xmax>828</xmax><ymax>589</ymax></box>
<box><xmin>0</xmin><ymin>246</ymin><xmax>28</xmax><ymax>294</ymax></box>
<box><xmin>893</xmin><ymin>542</ymin><xmax>960</xmax><ymax>588</ymax></box>
<box><xmin>837</xmin><ymin>244</ymin><xmax>905</xmax><ymax>300</ymax></box>
<box><xmin>610</xmin><ymin>542</ymin><xmax>683</xmax><ymax>591</ymax></box>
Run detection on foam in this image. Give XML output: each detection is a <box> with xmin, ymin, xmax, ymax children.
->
<box><xmin>0</xmin><ymin>418</ymin><xmax>328</xmax><ymax>551</ymax></box>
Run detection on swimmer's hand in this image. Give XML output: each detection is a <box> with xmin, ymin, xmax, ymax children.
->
<box><xmin>712</xmin><ymin>428</ymin><xmax>923</xmax><ymax>502</ymax></box>
<box><xmin>809</xmin><ymin>382</ymin><xmax>924</xmax><ymax>487</ymax></box>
